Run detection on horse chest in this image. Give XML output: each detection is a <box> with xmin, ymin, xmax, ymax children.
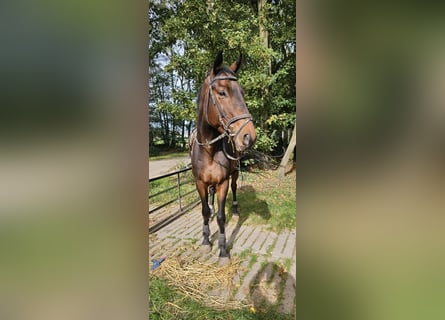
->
<box><xmin>194</xmin><ymin>155</ymin><xmax>231</xmax><ymax>184</ymax></box>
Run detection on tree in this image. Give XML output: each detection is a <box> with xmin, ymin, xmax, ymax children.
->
<box><xmin>277</xmin><ymin>121</ymin><xmax>296</xmax><ymax>179</ymax></box>
<box><xmin>149</xmin><ymin>0</ymin><xmax>295</xmax><ymax>156</ymax></box>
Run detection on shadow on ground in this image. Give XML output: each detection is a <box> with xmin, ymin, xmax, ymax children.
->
<box><xmin>224</xmin><ymin>184</ymin><xmax>271</xmax><ymax>254</ymax></box>
<box><xmin>248</xmin><ymin>261</ymin><xmax>296</xmax><ymax>318</ymax></box>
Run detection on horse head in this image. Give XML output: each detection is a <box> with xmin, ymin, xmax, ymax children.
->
<box><xmin>203</xmin><ymin>51</ymin><xmax>256</xmax><ymax>152</ymax></box>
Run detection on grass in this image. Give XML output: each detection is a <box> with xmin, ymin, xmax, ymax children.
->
<box><xmin>248</xmin><ymin>253</ymin><xmax>258</xmax><ymax>268</ymax></box>
<box><xmin>238</xmin><ymin>248</ymin><xmax>253</xmax><ymax>260</ymax></box>
<box><xmin>149</xmin><ymin>275</ymin><xmax>296</xmax><ymax>320</ymax></box>
<box><xmin>149</xmin><ymin>169</ymin><xmax>196</xmax><ymax>208</ymax></box>
<box><xmin>149</xmin><ymin>151</ymin><xmax>189</xmax><ymax>161</ymax></box>
<box><xmin>283</xmin><ymin>258</ymin><xmax>294</xmax><ymax>271</ymax></box>
<box><xmin>149</xmin><ymin>154</ymin><xmax>295</xmax><ymax>233</ymax></box>
<box><xmin>227</xmin><ymin>167</ymin><xmax>296</xmax><ymax>232</ymax></box>
<box><xmin>148</xmin><ymin>167</ymin><xmax>296</xmax><ymax>319</ymax></box>
<box><xmin>266</xmin><ymin>237</ymin><xmax>278</xmax><ymax>257</ymax></box>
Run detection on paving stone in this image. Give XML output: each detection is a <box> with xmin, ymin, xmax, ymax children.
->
<box><xmin>259</xmin><ymin>231</ymin><xmax>278</xmax><ymax>255</ymax></box>
<box><xmin>234</xmin><ymin>225</ymin><xmax>254</xmax><ymax>247</ymax></box>
<box><xmin>242</xmin><ymin>227</ymin><xmax>262</xmax><ymax>250</ymax></box>
<box><xmin>157</xmin><ymin>215</ymin><xmax>186</xmax><ymax>236</ymax></box>
<box><xmin>224</xmin><ymin>219</ymin><xmax>238</xmax><ymax>238</ymax></box>
<box><xmin>281</xmin><ymin>230</ymin><xmax>296</xmax><ymax>259</ymax></box>
<box><xmin>188</xmin><ymin>224</ymin><xmax>202</xmax><ymax>239</ymax></box>
<box><xmin>149</xmin><ymin>204</ymin><xmax>296</xmax><ymax>314</ymax></box>
<box><xmin>181</xmin><ymin>220</ymin><xmax>201</xmax><ymax>238</ymax></box>
<box><xmin>278</xmin><ymin>259</ymin><xmax>296</xmax><ymax>314</ymax></box>
<box><xmin>226</xmin><ymin>223</ymin><xmax>246</xmax><ymax>248</ymax></box>
<box><xmin>259</xmin><ymin>262</ymin><xmax>274</xmax><ymax>282</ymax></box>
<box><xmin>234</xmin><ymin>257</ymin><xmax>264</xmax><ymax>302</ymax></box>
<box><xmin>251</xmin><ymin>230</ymin><xmax>269</xmax><ymax>253</ymax></box>
<box><xmin>271</xmin><ymin>231</ymin><xmax>289</xmax><ymax>258</ymax></box>
<box><xmin>150</xmin><ymin>239</ymin><xmax>173</xmax><ymax>259</ymax></box>
<box><xmin>251</xmin><ymin>264</ymin><xmax>283</xmax><ymax>306</ymax></box>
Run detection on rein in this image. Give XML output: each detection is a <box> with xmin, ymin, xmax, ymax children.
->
<box><xmin>194</xmin><ymin>74</ymin><xmax>252</xmax><ymax>161</ymax></box>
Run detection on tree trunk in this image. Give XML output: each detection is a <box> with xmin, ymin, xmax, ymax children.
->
<box><xmin>259</xmin><ymin>0</ymin><xmax>271</xmax><ymax>129</ymax></box>
<box><xmin>277</xmin><ymin>122</ymin><xmax>296</xmax><ymax>179</ymax></box>
<box><xmin>181</xmin><ymin>120</ymin><xmax>185</xmax><ymax>150</ymax></box>
<box><xmin>187</xmin><ymin>121</ymin><xmax>192</xmax><ymax>145</ymax></box>
<box><xmin>259</xmin><ymin>0</ymin><xmax>271</xmax><ymax>75</ymax></box>
<box><xmin>161</xmin><ymin>112</ymin><xmax>168</xmax><ymax>144</ymax></box>
<box><xmin>170</xmin><ymin>116</ymin><xmax>176</xmax><ymax>148</ymax></box>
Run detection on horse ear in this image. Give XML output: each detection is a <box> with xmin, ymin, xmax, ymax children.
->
<box><xmin>229</xmin><ymin>53</ymin><xmax>242</xmax><ymax>73</ymax></box>
<box><xmin>213</xmin><ymin>51</ymin><xmax>223</xmax><ymax>75</ymax></box>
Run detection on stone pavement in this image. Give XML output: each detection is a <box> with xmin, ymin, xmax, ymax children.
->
<box><xmin>149</xmin><ymin>205</ymin><xmax>296</xmax><ymax>314</ymax></box>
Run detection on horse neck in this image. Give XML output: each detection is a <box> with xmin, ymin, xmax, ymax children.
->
<box><xmin>196</xmin><ymin>112</ymin><xmax>217</xmax><ymax>138</ymax></box>
<box><xmin>196</xmin><ymin>83</ymin><xmax>220</xmax><ymax>143</ymax></box>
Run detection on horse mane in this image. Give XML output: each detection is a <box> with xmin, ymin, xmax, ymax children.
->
<box><xmin>196</xmin><ymin>83</ymin><xmax>206</xmax><ymax>123</ymax></box>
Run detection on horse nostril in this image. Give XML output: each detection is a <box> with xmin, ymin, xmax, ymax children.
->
<box><xmin>243</xmin><ymin>133</ymin><xmax>250</xmax><ymax>146</ymax></box>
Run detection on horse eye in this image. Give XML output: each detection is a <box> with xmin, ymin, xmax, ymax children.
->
<box><xmin>218</xmin><ymin>91</ymin><xmax>226</xmax><ymax>97</ymax></box>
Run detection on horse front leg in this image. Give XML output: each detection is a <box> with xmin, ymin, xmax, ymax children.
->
<box><xmin>216</xmin><ymin>180</ymin><xmax>230</xmax><ymax>265</ymax></box>
<box><xmin>196</xmin><ymin>181</ymin><xmax>212</xmax><ymax>253</ymax></box>
<box><xmin>231</xmin><ymin>170</ymin><xmax>239</xmax><ymax>216</ymax></box>
<box><xmin>209</xmin><ymin>185</ymin><xmax>216</xmax><ymax>215</ymax></box>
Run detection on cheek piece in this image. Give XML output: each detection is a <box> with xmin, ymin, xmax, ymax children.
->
<box><xmin>194</xmin><ymin>75</ymin><xmax>253</xmax><ymax>161</ymax></box>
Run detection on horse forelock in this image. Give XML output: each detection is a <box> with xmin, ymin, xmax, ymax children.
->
<box><xmin>214</xmin><ymin>67</ymin><xmax>237</xmax><ymax>78</ymax></box>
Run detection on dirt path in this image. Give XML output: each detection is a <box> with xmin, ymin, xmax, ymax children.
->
<box><xmin>149</xmin><ymin>156</ymin><xmax>191</xmax><ymax>179</ymax></box>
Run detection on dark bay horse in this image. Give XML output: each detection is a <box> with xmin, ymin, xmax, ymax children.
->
<box><xmin>189</xmin><ymin>51</ymin><xmax>256</xmax><ymax>265</ymax></box>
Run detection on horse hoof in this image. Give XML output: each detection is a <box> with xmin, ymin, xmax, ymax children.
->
<box><xmin>218</xmin><ymin>257</ymin><xmax>231</xmax><ymax>266</ymax></box>
<box><xmin>200</xmin><ymin>244</ymin><xmax>212</xmax><ymax>253</ymax></box>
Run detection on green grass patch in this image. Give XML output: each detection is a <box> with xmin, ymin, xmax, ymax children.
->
<box><xmin>248</xmin><ymin>253</ymin><xmax>258</xmax><ymax>268</ymax></box>
<box><xmin>237</xmin><ymin>248</ymin><xmax>253</xmax><ymax>260</ymax></box>
<box><xmin>149</xmin><ymin>275</ymin><xmax>295</xmax><ymax>320</ymax></box>
<box><xmin>149</xmin><ymin>169</ymin><xmax>196</xmax><ymax>208</ymax></box>
<box><xmin>150</xmin><ymin>165</ymin><xmax>294</xmax><ymax>232</ymax></box>
<box><xmin>184</xmin><ymin>237</ymin><xmax>198</xmax><ymax>245</ymax></box>
<box><xmin>227</xmin><ymin>169</ymin><xmax>296</xmax><ymax>232</ymax></box>
<box><xmin>266</xmin><ymin>237</ymin><xmax>278</xmax><ymax>257</ymax></box>
<box><xmin>149</xmin><ymin>151</ymin><xmax>189</xmax><ymax>161</ymax></box>
<box><xmin>283</xmin><ymin>258</ymin><xmax>293</xmax><ymax>271</ymax></box>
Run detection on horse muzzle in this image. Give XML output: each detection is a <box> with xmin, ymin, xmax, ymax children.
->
<box><xmin>235</xmin><ymin>127</ymin><xmax>256</xmax><ymax>152</ymax></box>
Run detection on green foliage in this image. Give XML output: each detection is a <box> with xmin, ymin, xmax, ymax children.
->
<box><xmin>253</xmin><ymin>127</ymin><xmax>278</xmax><ymax>153</ymax></box>
<box><xmin>266</xmin><ymin>113</ymin><xmax>296</xmax><ymax>129</ymax></box>
<box><xmin>149</xmin><ymin>0</ymin><xmax>295</xmax><ymax>154</ymax></box>
<box><xmin>149</xmin><ymin>144</ymin><xmax>161</xmax><ymax>157</ymax></box>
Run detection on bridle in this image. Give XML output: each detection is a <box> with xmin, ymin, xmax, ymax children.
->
<box><xmin>194</xmin><ymin>73</ymin><xmax>253</xmax><ymax>161</ymax></box>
